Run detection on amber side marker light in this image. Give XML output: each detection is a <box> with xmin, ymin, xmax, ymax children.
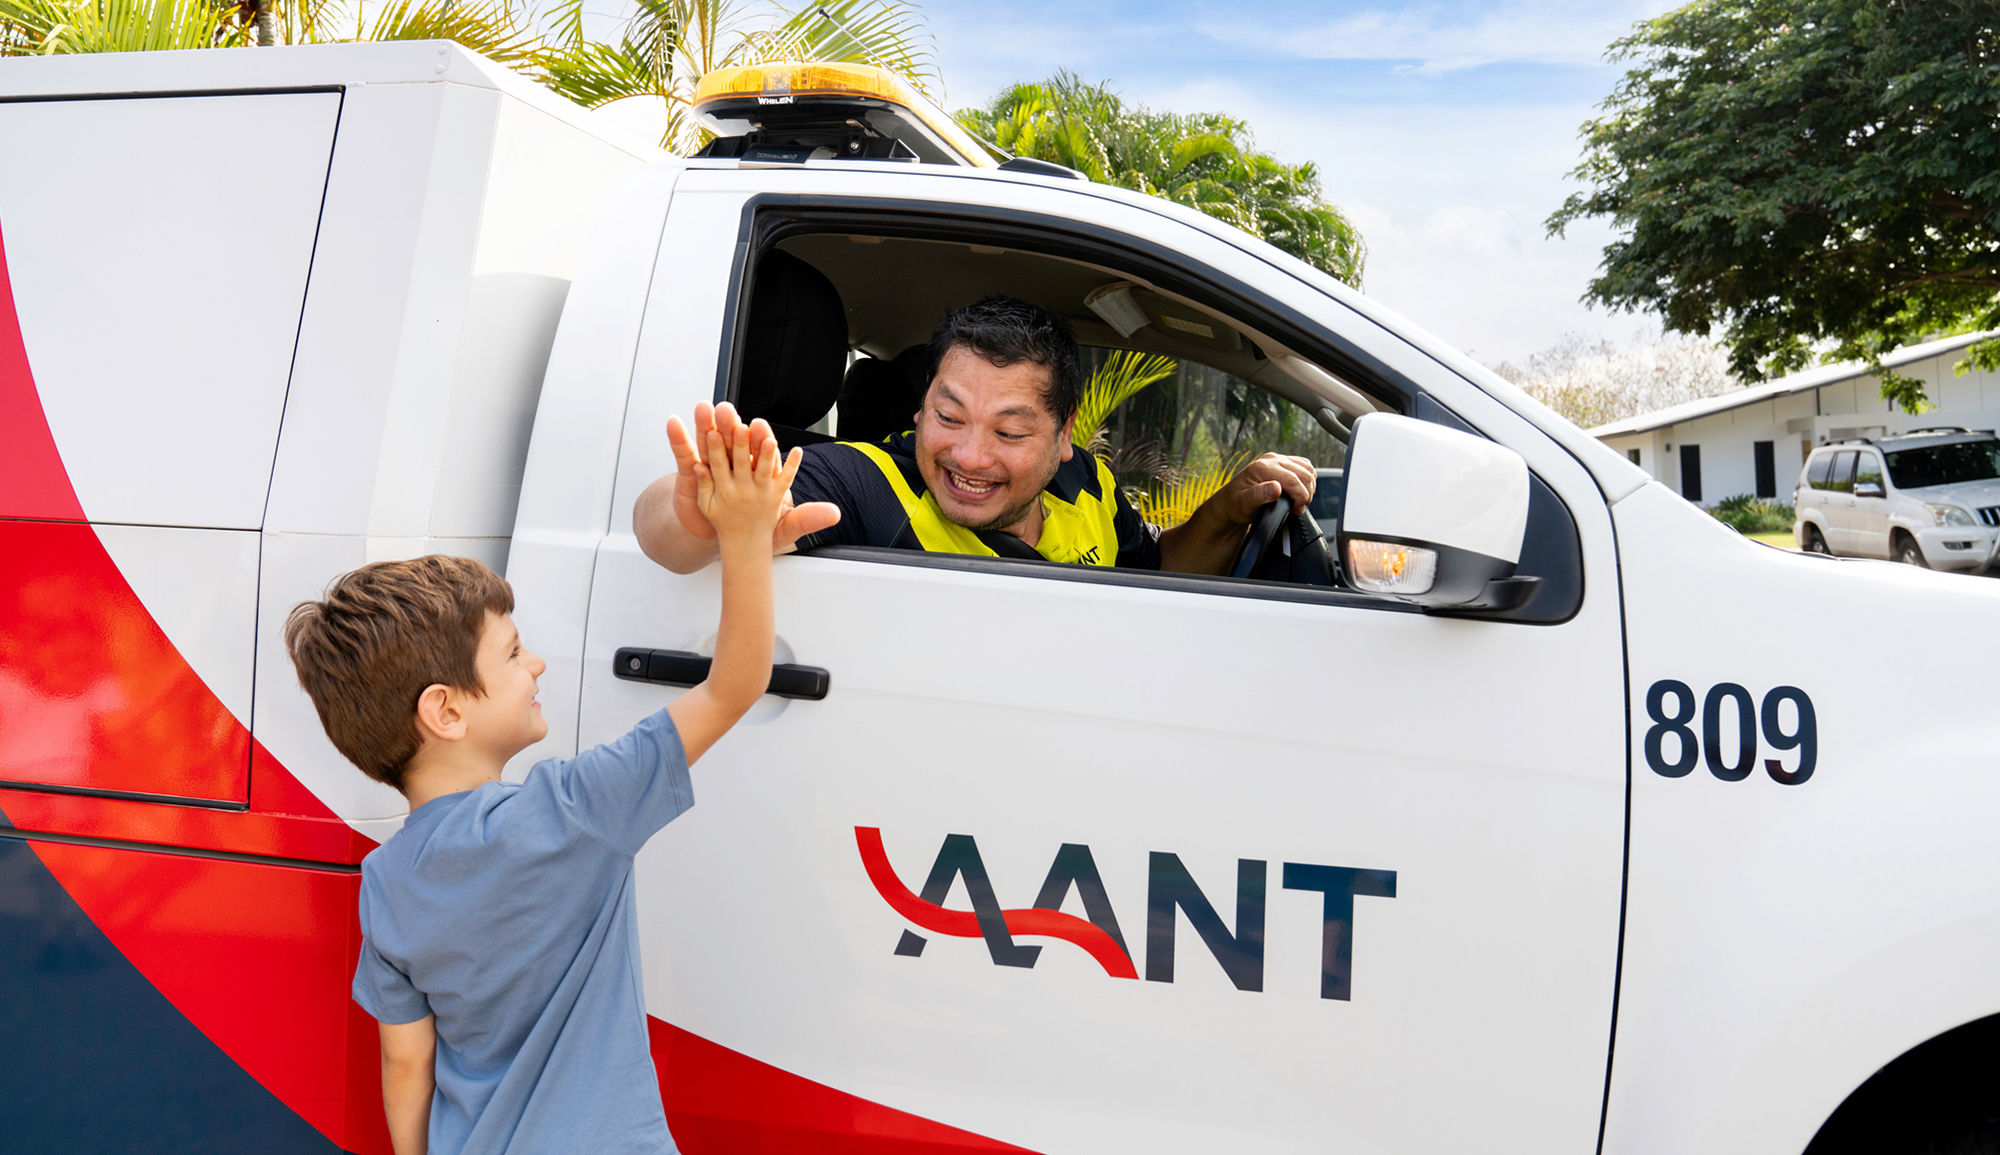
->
<box><xmin>1345</xmin><ymin>539</ymin><xmax>1439</xmax><ymax>596</ymax></box>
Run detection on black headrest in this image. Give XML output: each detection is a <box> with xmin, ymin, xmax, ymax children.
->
<box><xmin>738</xmin><ymin>250</ymin><xmax>847</xmax><ymax>429</ymax></box>
<box><xmin>836</xmin><ymin>344</ymin><xmax>929</xmax><ymax>443</ymax></box>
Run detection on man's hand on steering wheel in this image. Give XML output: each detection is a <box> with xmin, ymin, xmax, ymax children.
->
<box><xmin>1207</xmin><ymin>453</ymin><xmax>1317</xmax><ymax>526</ymax></box>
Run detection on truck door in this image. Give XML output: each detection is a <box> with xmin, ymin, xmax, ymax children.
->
<box><xmin>575</xmin><ymin>170</ymin><xmax>1627</xmax><ymax>1155</ymax></box>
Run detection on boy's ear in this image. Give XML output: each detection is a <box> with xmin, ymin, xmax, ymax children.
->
<box><xmin>413</xmin><ymin>683</ymin><xmax>466</xmax><ymax>744</ymax></box>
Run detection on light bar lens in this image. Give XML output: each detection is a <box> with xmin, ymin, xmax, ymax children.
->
<box><xmin>1346</xmin><ymin>539</ymin><xmax>1437</xmax><ymax>595</ymax></box>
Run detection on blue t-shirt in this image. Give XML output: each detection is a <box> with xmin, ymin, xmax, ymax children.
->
<box><xmin>352</xmin><ymin>709</ymin><xmax>694</xmax><ymax>1155</ymax></box>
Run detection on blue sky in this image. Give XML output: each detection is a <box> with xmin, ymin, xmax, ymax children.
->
<box><xmin>927</xmin><ymin>0</ymin><xmax>1681</xmax><ymax>363</ymax></box>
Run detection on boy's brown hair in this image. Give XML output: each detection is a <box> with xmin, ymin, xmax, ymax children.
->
<box><xmin>284</xmin><ymin>556</ymin><xmax>514</xmax><ymax>793</ymax></box>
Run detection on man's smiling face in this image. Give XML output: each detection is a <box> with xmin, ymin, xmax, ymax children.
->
<box><xmin>913</xmin><ymin>345</ymin><xmax>1075</xmax><ymax>534</ymax></box>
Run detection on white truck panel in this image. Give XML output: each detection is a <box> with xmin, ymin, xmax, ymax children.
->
<box><xmin>1605</xmin><ymin>482</ymin><xmax>2000</xmax><ymax>1154</ymax></box>
<box><xmin>253</xmin><ymin>529</ymin><xmax>410</xmax><ymax>823</ymax></box>
<box><xmin>263</xmin><ymin>79</ymin><xmax>500</xmax><ymax>541</ymax></box>
<box><xmin>507</xmin><ymin>164</ymin><xmax>680</xmax><ymax>774</ymax></box>
<box><xmin>0</xmin><ymin>39</ymin><xmax>501</xmax><ymax>96</ymax></box>
<box><xmin>0</xmin><ymin>91</ymin><xmax>337</xmax><ymax>528</ymax></box>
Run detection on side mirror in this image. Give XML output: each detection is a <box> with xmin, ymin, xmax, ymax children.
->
<box><xmin>1855</xmin><ymin>481</ymin><xmax>1884</xmax><ymax>499</ymax></box>
<box><xmin>1337</xmin><ymin>413</ymin><xmax>1539</xmax><ymax>610</ymax></box>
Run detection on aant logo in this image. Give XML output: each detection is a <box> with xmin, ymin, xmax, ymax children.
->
<box><xmin>855</xmin><ymin>828</ymin><xmax>1396</xmax><ymax>1000</ymax></box>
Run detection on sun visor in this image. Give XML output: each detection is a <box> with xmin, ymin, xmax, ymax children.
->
<box><xmin>1082</xmin><ymin>281</ymin><xmax>1243</xmax><ymax>354</ymax></box>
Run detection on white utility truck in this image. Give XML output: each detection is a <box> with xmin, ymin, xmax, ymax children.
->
<box><xmin>1</xmin><ymin>41</ymin><xmax>1996</xmax><ymax>1155</ymax></box>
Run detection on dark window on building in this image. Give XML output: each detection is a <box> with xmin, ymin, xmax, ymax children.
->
<box><xmin>1753</xmin><ymin>440</ymin><xmax>1776</xmax><ymax>498</ymax></box>
<box><xmin>1680</xmin><ymin>444</ymin><xmax>1703</xmax><ymax>503</ymax></box>
<box><xmin>1627</xmin><ymin>448</ymin><xmax>1641</xmax><ymax>465</ymax></box>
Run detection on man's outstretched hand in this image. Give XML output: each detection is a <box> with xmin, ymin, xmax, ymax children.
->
<box><xmin>665</xmin><ymin>401</ymin><xmax>841</xmax><ymax>553</ymax></box>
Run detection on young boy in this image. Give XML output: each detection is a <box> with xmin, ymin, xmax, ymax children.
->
<box><xmin>285</xmin><ymin>424</ymin><xmax>804</xmax><ymax>1155</ymax></box>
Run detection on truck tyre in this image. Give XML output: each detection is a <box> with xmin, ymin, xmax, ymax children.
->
<box><xmin>1804</xmin><ymin>524</ymin><xmax>1832</xmax><ymax>554</ymax></box>
<box><xmin>1921</xmin><ymin>1117</ymin><xmax>2000</xmax><ymax>1154</ymax></box>
<box><xmin>1895</xmin><ymin>532</ymin><xmax>1929</xmax><ymax>568</ymax></box>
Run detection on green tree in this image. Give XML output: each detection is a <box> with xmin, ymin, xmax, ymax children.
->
<box><xmin>1549</xmin><ymin>0</ymin><xmax>2000</xmax><ymax>413</ymax></box>
<box><xmin>959</xmin><ymin>72</ymin><xmax>1366</xmax><ymax>287</ymax></box>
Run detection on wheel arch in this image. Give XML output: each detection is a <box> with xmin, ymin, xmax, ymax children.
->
<box><xmin>1687</xmin><ymin>907</ymin><xmax>2000</xmax><ymax>1155</ymax></box>
<box><xmin>1802</xmin><ymin>1012</ymin><xmax>2000</xmax><ymax>1155</ymax></box>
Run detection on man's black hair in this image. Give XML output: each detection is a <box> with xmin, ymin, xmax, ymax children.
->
<box><xmin>925</xmin><ymin>295</ymin><xmax>1084</xmax><ymax>425</ymax></box>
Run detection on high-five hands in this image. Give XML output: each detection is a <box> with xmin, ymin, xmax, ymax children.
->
<box><xmin>666</xmin><ymin>401</ymin><xmax>841</xmax><ymax>551</ymax></box>
<box><xmin>690</xmin><ymin>419</ymin><xmax>803</xmax><ymax>542</ymax></box>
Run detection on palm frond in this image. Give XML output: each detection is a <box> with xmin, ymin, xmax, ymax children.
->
<box><xmin>4</xmin><ymin>0</ymin><xmax>235</xmax><ymax>52</ymax></box>
<box><xmin>1136</xmin><ymin>450</ymin><xmax>1252</xmax><ymax>530</ymax></box>
<box><xmin>540</xmin><ymin>34</ymin><xmax>664</xmax><ymax>106</ymax></box>
<box><xmin>1165</xmin><ymin>130</ymin><xmax>1241</xmax><ymax>178</ymax></box>
<box><xmin>676</xmin><ymin>0</ymin><xmax>753</xmax><ymax>75</ymax></box>
<box><xmin>1071</xmin><ymin>351</ymin><xmax>1176</xmax><ymax>448</ymax></box>
<box><xmin>751</xmin><ymin>0</ymin><xmax>938</xmax><ymax>98</ymax></box>
<box><xmin>0</xmin><ymin>0</ymin><xmax>68</xmax><ymax>52</ymax></box>
<box><xmin>360</xmin><ymin>0</ymin><xmax>540</xmax><ymax>67</ymax></box>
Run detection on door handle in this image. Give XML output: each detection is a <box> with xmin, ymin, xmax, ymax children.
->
<box><xmin>613</xmin><ymin>647</ymin><xmax>830</xmax><ymax>701</ymax></box>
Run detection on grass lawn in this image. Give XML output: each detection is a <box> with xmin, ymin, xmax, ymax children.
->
<box><xmin>1746</xmin><ymin>530</ymin><xmax>1799</xmax><ymax>551</ymax></box>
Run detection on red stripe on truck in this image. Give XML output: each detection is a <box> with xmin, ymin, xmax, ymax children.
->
<box><xmin>651</xmin><ymin>1016</ymin><xmax>1043</xmax><ymax>1153</ymax></box>
<box><xmin>24</xmin><ymin>835</ymin><xmax>392</xmax><ymax>1154</ymax></box>
<box><xmin>0</xmin><ymin>222</ymin><xmax>85</xmax><ymax>522</ymax></box>
<box><xmin>0</xmin><ymin>219</ymin><xmax>388</xmax><ymax>1150</ymax></box>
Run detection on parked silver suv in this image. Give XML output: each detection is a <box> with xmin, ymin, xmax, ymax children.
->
<box><xmin>1794</xmin><ymin>429</ymin><xmax>2000</xmax><ymax>571</ymax></box>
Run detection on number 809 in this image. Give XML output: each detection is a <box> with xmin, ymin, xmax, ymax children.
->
<box><xmin>1644</xmin><ymin>680</ymin><xmax>1816</xmax><ymax>786</ymax></box>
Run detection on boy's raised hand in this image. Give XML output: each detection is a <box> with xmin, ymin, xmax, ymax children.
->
<box><xmin>665</xmin><ymin>401</ymin><xmax>839</xmax><ymax>551</ymax></box>
<box><xmin>693</xmin><ymin>421</ymin><xmax>803</xmax><ymax>546</ymax></box>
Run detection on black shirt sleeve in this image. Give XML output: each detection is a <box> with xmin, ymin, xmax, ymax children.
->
<box><xmin>786</xmin><ymin>443</ymin><xmax>872</xmax><ymax>549</ymax></box>
<box><xmin>788</xmin><ymin>442</ymin><xmax>919</xmax><ymax>551</ymax></box>
<box><xmin>1113</xmin><ymin>488</ymin><xmax>1164</xmax><ymax>570</ymax></box>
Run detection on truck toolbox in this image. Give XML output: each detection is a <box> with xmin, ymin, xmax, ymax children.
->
<box><xmin>0</xmin><ymin>43</ymin><xmax>652</xmax><ymax>1153</ymax></box>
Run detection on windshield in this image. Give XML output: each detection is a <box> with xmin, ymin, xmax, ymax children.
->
<box><xmin>1883</xmin><ymin>441</ymin><xmax>2000</xmax><ymax>489</ymax></box>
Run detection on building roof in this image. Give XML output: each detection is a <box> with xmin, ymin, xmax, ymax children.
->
<box><xmin>1587</xmin><ymin>331</ymin><xmax>2000</xmax><ymax>438</ymax></box>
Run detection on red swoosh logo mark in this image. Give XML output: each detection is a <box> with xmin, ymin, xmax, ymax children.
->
<box><xmin>854</xmin><ymin>826</ymin><xmax>1138</xmax><ymax>980</ymax></box>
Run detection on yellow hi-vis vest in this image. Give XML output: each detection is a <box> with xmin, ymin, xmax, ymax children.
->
<box><xmin>849</xmin><ymin>441</ymin><xmax>1124</xmax><ymax>566</ymax></box>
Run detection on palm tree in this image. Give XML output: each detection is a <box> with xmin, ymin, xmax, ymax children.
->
<box><xmin>2</xmin><ymin>0</ymin><xmax>550</xmax><ymax>54</ymax></box>
<box><xmin>2</xmin><ymin>0</ymin><xmax>255</xmax><ymax>51</ymax></box>
<box><xmin>2</xmin><ymin>0</ymin><xmax>940</xmax><ymax>159</ymax></box>
<box><xmin>538</xmin><ymin>0</ymin><xmax>938</xmax><ymax>153</ymax></box>
<box><xmin>958</xmin><ymin>72</ymin><xmax>1366</xmax><ymax>288</ymax></box>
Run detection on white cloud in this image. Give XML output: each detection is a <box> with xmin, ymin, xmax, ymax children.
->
<box><xmin>1193</xmin><ymin>0</ymin><xmax>1677</xmax><ymax>73</ymax></box>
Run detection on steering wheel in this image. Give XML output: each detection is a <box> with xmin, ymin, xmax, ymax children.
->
<box><xmin>1230</xmin><ymin>499</ymin><xmax>1291</xmax><ymax>580</ymax></box>
<box><xmin>1229</xmin><ymin>500</ymin><xmax>1336</xmax><ymax>586</ymax></box>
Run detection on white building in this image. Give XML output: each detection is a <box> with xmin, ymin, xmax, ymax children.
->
<box><xmin>1590</xmin><ymin>332</ymin><xmax>2000</xmax><ymax>506</ymax></box>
